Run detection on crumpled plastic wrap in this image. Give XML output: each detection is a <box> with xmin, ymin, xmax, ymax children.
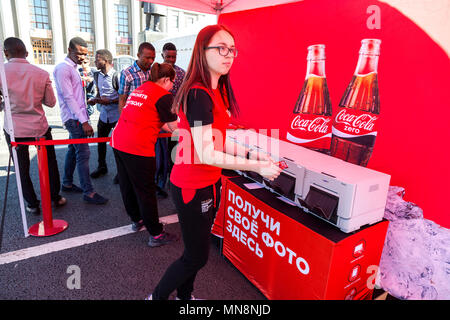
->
<box><xmin>377</xmin><ymin>186</ymin><xmax>450</xmax><ymax>300</ymax></box>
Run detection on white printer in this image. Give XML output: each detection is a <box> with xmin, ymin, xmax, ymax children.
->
<box><xmin>227</xmin><ymin>129</ymin><xmax>390</xmax><ymax>233</ymax></box>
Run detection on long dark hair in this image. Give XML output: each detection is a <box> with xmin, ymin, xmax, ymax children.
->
<box><xmin>172</xmin><ymin>24</ymin><xmax>239</xmax><ymax>117</ymax></box>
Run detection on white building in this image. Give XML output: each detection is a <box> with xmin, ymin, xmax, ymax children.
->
<box><xmin>0</xmin><ymin>0</ymin><xmax>216</xmax><ymax>69</ymax></box>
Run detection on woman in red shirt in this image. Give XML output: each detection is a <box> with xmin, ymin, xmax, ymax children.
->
<box><xmin>149</xmin><ymin>25</ymin><xmax>281</xmax><ymax>300</ymax></box>
<box><xmin>111</xmin><ymin>62</ymin><xmax>178</xmax><ymax>247</ymax></box>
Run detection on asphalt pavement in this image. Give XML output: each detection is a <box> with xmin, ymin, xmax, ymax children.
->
<box><xmin>0</xmin><ymin>113</ymin><xmax>265</xmax><ymax>301</ymax></box>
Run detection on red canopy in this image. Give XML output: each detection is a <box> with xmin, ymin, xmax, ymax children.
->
<box><xmin>139</xmin><ymin>0</ymin><xmax>300</xmax><ymax>15</ymax></box>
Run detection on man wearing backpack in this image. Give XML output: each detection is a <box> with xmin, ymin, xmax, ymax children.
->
<box><xmin>87</xmin><ymin>49</ymin><xmax>120</xmax><ymax>182</ymax></box>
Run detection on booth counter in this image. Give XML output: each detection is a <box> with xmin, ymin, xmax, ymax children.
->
<box><xmin>213</xmin><ymin>175</ymin><xmax>389</xmax><ymax>300</ymax></box>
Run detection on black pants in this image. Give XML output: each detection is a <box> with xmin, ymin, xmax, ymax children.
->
<box><xmin>113</xmin><ymin>148</ymin><xmax>163</xmax><ymax>236</ymax></box>
<box><xmin>97</xmin><ymin>119</ymin><xmax>117</xmax><ymax>169</ymax></box>
<box><xmin>152</xmin><ymin>179</ymin><xmax>221</xmax><ymax>300</ymax></box>
<box><xmin>4</xmin><ymin>128</ymin><xmax>61</xmax><ymax>207</ymax></box>
<box><xmin>167</xmin><ymin>138</ymin><xmax>178</xmax><ymax>174</ymax></box>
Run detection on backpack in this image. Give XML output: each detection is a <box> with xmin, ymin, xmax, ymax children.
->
<box><xmin>93</xmin><ymin>70</ymin><xmax>120</xmax><ymax>93</ymax></box>
<box><xmin>112</xmin><ymin>71</ymin><xmax>120</xmax><ymax>91</ymax></box>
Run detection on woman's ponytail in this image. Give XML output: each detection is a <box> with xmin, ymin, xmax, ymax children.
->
<box><xmin>150</xmin><ymin>62</ymin><xmax>175</xmax><ymax>82</ymax></box>
<box><xmin>150</xmin><ymin>62</ymin><xmax>160</xmax><ymax>82</ymax></box>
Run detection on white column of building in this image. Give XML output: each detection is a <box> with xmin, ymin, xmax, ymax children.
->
<box><xmin>61</xmin><ymin>0</ymin><xmax>77</xmax><ymax>48</ymax></box>
<box><xmin>48</xmin><ymin>0</ymin><xmax>65</xmax><ymax>63</ymax></box>
<box><xmin>130</xmin><ymin>0</ymin><xmax>141</xmax><ymax>54</ymax></box>
<box><xmin>104</xmin><ymin>0</ymin><xmax>117</xmax><ymax>56</ymax></box>
<box><xmin>92</xmin><ymin>0</ymin><xmax>105</xmax><ymax>50</ymax></box>
<box><xmin>0</xmin><ymin>0</ymin><xmax>16</xmax><ymax>41</ymax></box>
<box><xmin>14</xmin><ymin>0</ymin><xmax>33</xmax><ymax>62</ymax></box>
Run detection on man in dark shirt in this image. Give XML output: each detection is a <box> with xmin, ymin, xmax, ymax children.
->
<box><xmin>155</xmin><ymin>43</ymin><xmax>186</xmax><ymax>198</ymax></box>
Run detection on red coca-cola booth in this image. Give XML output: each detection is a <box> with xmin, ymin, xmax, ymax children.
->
<box><xmin>1</xmin><ymin>0</ymin><xmax>446</xmax><ymax>300</ymax></box>
<box><xmin>219</xmin><ymin>1</ymin><xmax>449</xmax><ymax>230</ymax></box>
<box><xmin>145</xmin><ymin>0</ymin><xmax>449</xmax><ymax>229</ymax></box>
<box><xmin>139</xmin><ymin>0</ymin><xmax>449</xmax><ymax>300</ymax></box>
<box><xmin>212</xmin><ymin>174</ymin><xmax>389</xmax><ymax>300</ymax></box>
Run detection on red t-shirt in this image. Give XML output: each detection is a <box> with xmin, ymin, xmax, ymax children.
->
<box><xmin>110</xmin><ymin>81</ymin><xmax>177</xmax><ymax>157</ymax></box>
<box><xmin>170</xmin><ymin>85</ymin><xmax>231</xmax><ymax>189</ymax></box>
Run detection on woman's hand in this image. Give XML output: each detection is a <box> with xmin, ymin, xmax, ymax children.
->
<box><xmin>256</xmin><ymin>160</ymin><xmax>282</xmax><ymax>181</ymax></box>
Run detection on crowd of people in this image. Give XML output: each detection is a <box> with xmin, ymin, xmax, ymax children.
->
<box><xmin>0</xmin><ymin>25</ymin><xmax>281</xmax><ymax>300</ymax></box>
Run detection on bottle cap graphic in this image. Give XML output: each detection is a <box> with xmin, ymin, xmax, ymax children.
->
<box><xmin>307</xmin><ymin>44</ymin><xmax>326</xmax><ymax>60</ymax></box>
<box><xmin>360</xmin><ymin>39</ymin><xmax>381</xmax><ymax>56</ymax></box>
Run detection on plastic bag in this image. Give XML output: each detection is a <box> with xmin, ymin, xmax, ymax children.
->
<box><xmin>378</xmin><ymin>186</ymin><xmax>450</xmax><ymax>300</ymax></box>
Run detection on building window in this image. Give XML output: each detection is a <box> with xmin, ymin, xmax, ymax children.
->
<box><xmin>115</xmin><ymin>4</ymin><xmax>130</xmax><ymax>38</ymax></box>
<box><xmin>169</xmin><ymin>11</ymin><xmax>179</xmax><ymax>30</ymax></box>
<box><xmin>29</xmin><ymin>0</ymin><xmax>51</xmax><ymax>30</ymax></box>
<box><xmin>86</xmin><ymin>41</ymin><xmax>95</xmax><ymax>65</ymax></box>
<box><xmin>185</xmin><ymin>14</ymin><xmax>196</xmax><ymax>27</ymax></box>
<box><xmin>115</xmin><ymin>4</ymin><xmax>131</xmax><ymax>56</ymax></box>
<box><xmin>31</xmin><ymin>38</ymin><xmax>54</xmax><ymax>64</ymax></box>
<box><xmin>116</xmin><ymin>44</ymin><xmax>131</xmax><ymax>56</ymax></box>
<box><xmin>78</xmin><ymin>0</ymin><xmax>93</xmax><ymax>33</ymax></box>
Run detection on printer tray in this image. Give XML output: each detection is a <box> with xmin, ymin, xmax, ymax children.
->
<box><xmin>304</xmin><ymin>186</ymin><xmax>339</xmax><ymax>224</ymax></box>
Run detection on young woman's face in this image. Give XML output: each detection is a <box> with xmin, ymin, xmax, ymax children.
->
<box><xmin>205</xmin><ymin>30</ymin><xmax>236</xmax><ymax>78</ymax></box>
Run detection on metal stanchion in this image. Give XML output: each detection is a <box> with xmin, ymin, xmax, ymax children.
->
<box><xmin>28</xmin><ymin>138</ymin><xmax>68</xmax><ymax>237</ymax></box>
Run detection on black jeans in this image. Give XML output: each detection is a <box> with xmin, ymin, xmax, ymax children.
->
<box><xmin>113</xmin><ymin>148</ymin><xmax>163</xmax><ymax>236</ymax></box>
<box><xmin>97</xmin><ymin>119</ymin><xmax>117</xmax><ymax>169</ymax></box>
<box><xmin>152</xmin><ymin>179</ymin><xmax>221</xmax><ymax>300</ymax></box>
<box><xmin>4</xmin><ymin>128</ymin><xmax>61</xmax><ymax>207</ymax></box>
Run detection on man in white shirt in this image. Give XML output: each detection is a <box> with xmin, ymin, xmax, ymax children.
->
<box><xmin>0</xmin><ymin>37</ymin><xmax>66</xmax><ymax>214</ymax></box>
<box><xmin>53</xmin><ymin>37</ymin><xmax>108</xmax><ymax>205</ymax></box>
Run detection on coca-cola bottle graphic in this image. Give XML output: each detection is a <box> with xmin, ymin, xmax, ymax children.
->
<box><xmin>286</xmin><ymin>44</ymin><xmax>332</xmax><ymax>152</ymax></box>
<box><xmin>330</xmin><ymin>39</ymin><xmax>381</xmax><ymax>166</ymax></box>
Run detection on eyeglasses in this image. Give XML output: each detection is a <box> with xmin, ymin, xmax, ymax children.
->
<box><xmin>205</xmin><ymin>46</ymin><xmax>238</xmax><ymax>57</ymax></box>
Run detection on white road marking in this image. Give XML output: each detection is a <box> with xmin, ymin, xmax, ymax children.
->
<box><xmin>54</xmin><ymin>143</ymin><xmax>98</xmax><ymax>149</ymax></box>
<box><xmin>0</xmin><ymin>213</ymin><xmax>179</xmax><ymax>266</ymax></box>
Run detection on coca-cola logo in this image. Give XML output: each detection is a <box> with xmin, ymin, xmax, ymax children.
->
<box><xmin>290</xmin><ymin>115</ymin><xmax>331</xmax><ymax>134</ymax></box>
<box><xmin>334</xmin><ymin>109</ymin><xmax>378</xmax><ymax>131</ymax></box>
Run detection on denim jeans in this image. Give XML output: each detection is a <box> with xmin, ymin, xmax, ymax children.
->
<box><xmin>155</xmin><ymin>136</ymin><xmax>169</xmax><ymax>190</ymax></box>
<box><xmin>63</xmin><ymin>119</ymin><xmax>93</xmax><ymax>196</ymax></box>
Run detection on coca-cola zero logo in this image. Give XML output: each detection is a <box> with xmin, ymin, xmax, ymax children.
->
<box><xmin>290</xmin><ymin>115</ymin><xmax>330</xmax><ymax>134</ymax></box>
<box><xmin>334</xmin><ymin>109</ymin><xmax>378</xmax><ymax>134</ymax></box>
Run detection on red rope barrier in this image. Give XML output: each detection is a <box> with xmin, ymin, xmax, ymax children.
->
<box><xmin>11</xmin><ymin>137</ymin><xmax>109</xmax><ymax>147</ymax></box>
<box><xmin>10</xmin><ymin>132</ymin><xmax>174</xmax><ymax>147</ymax></box>
<box><xmin>13</xmin><ymin>124</ymin><xmax>244</xmax><ymax>236</ymax></box>
<box><xmin>11</xmin><ymin>131</ymin><xmax>173</xmax><ymax>236</ymax></box>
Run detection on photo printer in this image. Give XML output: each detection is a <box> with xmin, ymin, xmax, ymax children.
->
<box><xmin>227</xmin><ymin>129</ymin><xmax>390</xmax><ymax>233</ymax></box>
